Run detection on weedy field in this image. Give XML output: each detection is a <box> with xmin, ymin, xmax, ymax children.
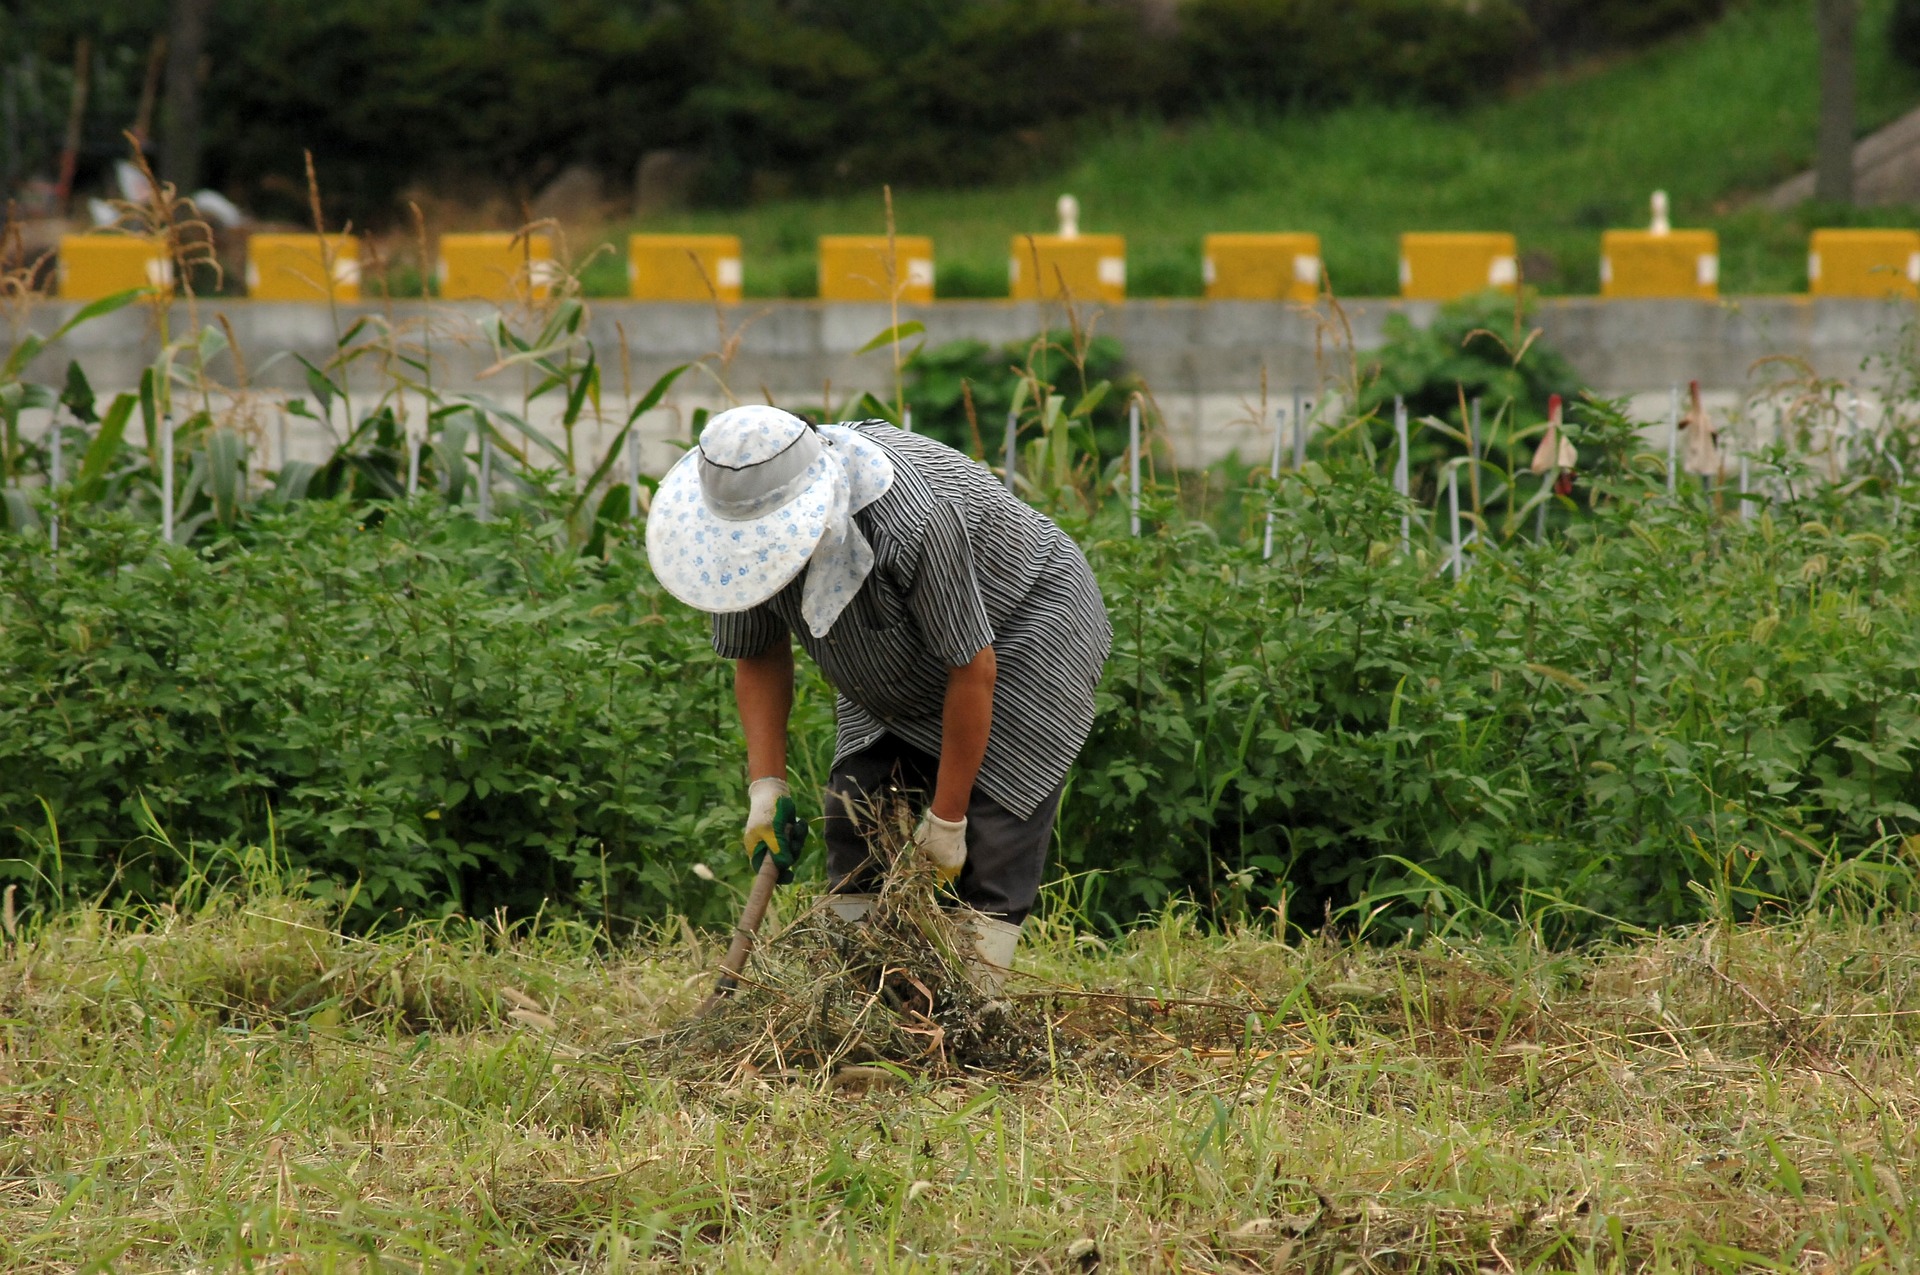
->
<box><xmin>3</xmin><ymin>870</ymin><xmax>1919</xmax><ymax>1272</ymax></box>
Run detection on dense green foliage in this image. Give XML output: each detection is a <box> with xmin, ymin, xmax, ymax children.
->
<box><xmin>5</xmin><ymin>0</ymin><xmax>1731</xmax><ymax>225</ymax></box>
<box><xmin>6</xmin><ymin>403</ymin><xmax>1920</xmax><ymax>939</ymax></box>
<box><xmin>901</xmin><ymin>329</ymin><xmax>1139</xmax><ymax>461</ymax></box>
<box><xmin>1079</xmin><ymin>420</ymin><xmax>1920</xmax><ymax>934</ymax></box>
<box><xmin>0</xmin><ymin>503</ymin><xmax>835</xmax><ymax>930</ymax></box>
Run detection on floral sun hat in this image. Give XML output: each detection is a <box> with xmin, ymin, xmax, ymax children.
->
<box><xmin>646</xmin><ymin>405</ymin><xmax>894</xmax><ymax>634</ymax></box>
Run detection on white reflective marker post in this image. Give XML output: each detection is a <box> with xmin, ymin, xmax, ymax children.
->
<box><xmin>903</xmin><ymin>406</ymin><xmax>914</xmax><ymax>434</ymax></box>
<box><xmin>406</xmin><ymin>436</ymin><xmax>421</xmax><ymax>496</ymax></box>
<box><xmin>1128</xmin><ymin>396</ymin><xmax>1142</xmax><ymax>537</ymax></box>
<box><xmin>1447</xmin><ymin>464</ymin><xmax>1462</xmax><ymax>582</ymax></box>
<box><xmin>1394</xmin><ymin>396</ymin><xmax>1410</xmax><ymax>554</ymax></box>
<box><xmin>1468</xmin><ymin>396</ymin><xmax>1483</xmax><ymax>512</ymax></box>
<box><xmin>1263</xmin><ymin>403</ymin><xmax>1286</xmax><ymax>560</ymax></box>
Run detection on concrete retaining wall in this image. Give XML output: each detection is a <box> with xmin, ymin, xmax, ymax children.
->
<box><xmin>7</xmin><ymin>295</ymin><xmax>1916</xmax><ymax>468</ymax></box>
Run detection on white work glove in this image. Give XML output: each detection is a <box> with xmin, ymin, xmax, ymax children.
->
<box><xmin>744</xmin><ymin>777</ymin><xmax>788</xmax><ymax>863</ymax></box>
<box><xmin>914</xmin><ymin>810</ymin><xmax>968</xmax><ymax>883</ymax></box>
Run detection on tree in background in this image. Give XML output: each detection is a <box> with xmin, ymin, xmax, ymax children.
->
<box><xmin>1818</xmin><ymin>0</ymin><xmax>1859</xmax><ymax>205</ymax></box>
<box><xmin>160</xmin><ymin>0</ymin><xmax>216</xmax><ymax>191</ymax></box>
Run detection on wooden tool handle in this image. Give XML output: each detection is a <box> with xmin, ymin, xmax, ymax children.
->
<box><xmin>696</xmin><ymin>857</ymin><xmax>782</xmax><ymax>1016</ymax></box>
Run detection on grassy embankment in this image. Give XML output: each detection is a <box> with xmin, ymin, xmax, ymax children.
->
<box><xmin>584</xmin><ymin>0</ymin><xmax>1920</xmax><ymax>301</ymax></box>
<box><xmin>4</xmin><ymin>870</ymin><xmax>1919</xmax><ymax>1271</ymax></box>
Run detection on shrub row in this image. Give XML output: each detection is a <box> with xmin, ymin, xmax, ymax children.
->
<box><xmin>5</xmin><ymin>410</ymin><xmax>1918</xmax><ymax>938</ymax></box>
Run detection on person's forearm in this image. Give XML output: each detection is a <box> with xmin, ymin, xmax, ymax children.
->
<box><xmin>735</xmin><ymin>641</ymin><xmax>795</xmax><ymax>780</ymax></box>
<box><xmin>932</xmin><ymin>645</ymin><xmax>996</xmax><ymax>821</ymax></box>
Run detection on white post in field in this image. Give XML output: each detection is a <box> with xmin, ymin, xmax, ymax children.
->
<box><xmin>1263</xmin><ymin>403</ymin><xmax>1285</xmax><ymax>561</ymax></box>
<box><xmin>1394</xmin><ymin>395</ymin><xmax>1410</xmax><ymax>554</ymax></box>
<box><xmin>1127</xmin><ymin>396</ymin><xmax>1142</xmax><ymax>538</ymax></box>
<box><xmin>406</xmin><ymin>435</ymin><xmax>421</xmax><ymax>496</ymax></box>
<box><xmin>1739</xmin><ymin>452</ymin><xmax>1752</xmax><ymax>522</ymax></box>
<box><xmin>1447</xmin><ymin>464</ymin><xmax>1462</xmax><ymax>581</ymax></box>
<box><xmin>903</xmin><ymin>405</ymin><xmax>914</xmax><ymax>434</ymax></box>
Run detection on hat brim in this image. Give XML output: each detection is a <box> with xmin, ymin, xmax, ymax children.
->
<box><xmin>646</xmin><ymin>447</ymin><xmax>836</xmax><ymax>612</ymax></box>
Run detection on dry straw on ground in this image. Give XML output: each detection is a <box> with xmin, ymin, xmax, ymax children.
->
<box><xmin>2</xmin><ymin>867</ymin><xmax>1919</xmax><ymax>1271</ymax></box>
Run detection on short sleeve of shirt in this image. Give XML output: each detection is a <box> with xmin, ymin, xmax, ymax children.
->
<box><xmin>909</xmin><ymin>501</ymin><xmax>995</xmax><ymax>667</ymax></box>
<box><xmin>712</xmin><ymin>606</ymin><xmax>787</xmax><ymax>659</ymax></box>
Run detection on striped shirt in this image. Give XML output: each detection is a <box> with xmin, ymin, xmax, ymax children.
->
<box><xmin>712</xmin><ymin>422</ymin><xmax>1111</xmax><ymax>817</ymax></box>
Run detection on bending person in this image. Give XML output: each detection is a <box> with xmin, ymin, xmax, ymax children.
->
<box><xmin>646</xmin><ymin>405</ymin><xmax>1111</xmax><ymax>987</ymax></box>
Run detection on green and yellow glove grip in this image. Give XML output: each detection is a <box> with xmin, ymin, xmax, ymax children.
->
<box><xmin>744</xmin><ymin>777</ymin><xmax>807</xmax><ymax>885</ymax></box>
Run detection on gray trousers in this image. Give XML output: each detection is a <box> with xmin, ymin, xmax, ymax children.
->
<box><xmin>823</xmin><ymin>733</ymin><xmax>1062</xmax><ymax>924</ymax></box>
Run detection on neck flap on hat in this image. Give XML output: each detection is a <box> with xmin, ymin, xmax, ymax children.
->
<box><xmin>798</xmin><ymin>425</ymin><xmax>895</xmax><ymax>637</ymax></box>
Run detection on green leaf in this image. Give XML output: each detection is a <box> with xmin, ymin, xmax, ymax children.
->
<box><xmin>138</xmin><ymin>368</ymin><xmax>160</xmax><ymax>458</ymax></box>
<box><xmin>1068</xmin><ymin>380</ymin><xmax>1110</xmax><ymax>420</ymax></box>
<box><xmin>60</xmin><ymin>361</ymin><xmax>97</xmax><ymax>423</ymax></box>
<box><xmin>76</xmin><ymin>393</ymin><xmax>135</xmax><ymax>500</ymax></box>
<box><xmin>1</xmin><ymin>334</ymin><xmax>45</xmax><ymax>384</ymax></box>
<box><xmin>856</xmin><ymin>321</ymin><xmax>926</xmax><ymax>355</ymax></box>
<box><xmin>48</xmin><ymin>287</ymin><xmax>148</xmax><ymax>341</ymax></box>
<box><xmin>206</xmin><ymin>429</ymin><xmax>247</xmax><ymax>525</ymax></box>
<box><xmin>301</xmin><ymin>361</ymin><xmax>338</xmax><ymax>418</ymax></box>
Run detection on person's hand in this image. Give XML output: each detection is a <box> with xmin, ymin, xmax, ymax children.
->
<box><xmin>913</xmin><ymin>810</ymin><xmax>967</xmax><ymax>883</ymax></box>
<box><xmin>744</xmin><ymin>777</ymin><xmax>806</xmax><ymax>883</ymax></box>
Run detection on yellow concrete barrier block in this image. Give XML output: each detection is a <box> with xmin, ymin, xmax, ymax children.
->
<box><xmin>629</xmin><ymin>234</ymin><xmax>742</xmax><ymax>302</ymax></box>
<box><xmin>1203</xmin><ymin>233</ymin><xmax>1321</xmax><ymax>302</ymax></box>
<box><xmin>1808</xmin><ymin>229</ymin><xmax>1920</xmax><ymax>299</ymax></box>
<box><xmin>1009</xmin><ymin>234</ymin><xmax>1125</xmax><ymax>302</ymax></box>
<box><xmin>1600</xmin><ymin>229</ymin><xmax>1718</xmax><ymax>299</ymax></box>
<box><xmin>246</xmin><ymin>233</ymin><xmax>361</xmax><ymax>301</ymax></box>
<box><xmin>58</xmin><ymin>235</ymin><xmax>171</xmax><ymax>300</ymax></box>
<box><xmin>819</xmin><ymin>235</ymin><xmax>934</xmax><ymax>303</ymax></box>
<box><xmin>437</xmin><ymin>232</ymin><xmax>555</xmax><ymax>301</ymax></box>
<box><xmin>1398</xmin><ymin>233</ymin><xmax>1518</xmax><ymax>301</ymax></box>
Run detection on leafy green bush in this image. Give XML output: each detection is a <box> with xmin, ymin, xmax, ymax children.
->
<box><xmin>1354</xmin><ymin>293</ymin><xmax>1587</xmax><ymax>495</ymax></box>
<box><xmin>0</xmin><ymin>501</ymin><xmax>834</xmax><ymax>930</ymax></box>
<box><xmin>901</xmin><ymin>330</ymin><xmax>1139</xmax><ymax>461</ymax></box>
<box><xmin>1069</xmin><ymin>407</ymin><xmax>1920</xmax><ymax>935</ymax></box>
<box><xmin>9</xmin><ymin>409</ymin><xmax>1920</xmax><ymax>942</ymax></box>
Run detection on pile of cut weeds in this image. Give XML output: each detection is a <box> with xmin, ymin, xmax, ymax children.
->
<box><xmin>628</xmin><ymin>824</ymin><xmax>1267</xmax><ymax>1084</ymax></box>
<box><xmin>632</xmin><ymin>840</ymin><xmax>1076</xmax><ymax>1081</ymax></box>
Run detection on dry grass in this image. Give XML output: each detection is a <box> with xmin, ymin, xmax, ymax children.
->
<box><xmin>3</xmin><ymin>870</ymin><xmax>1920</xmax><ymax>1272</ymax></box>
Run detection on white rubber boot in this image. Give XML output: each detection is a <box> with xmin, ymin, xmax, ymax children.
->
<box><xmin>966</xmin><ymin>916</ymin><xmax>1023</xmax><ymax>996</ymax></box>
<box><xmin>825</xmin><ymin>892</ymin><xmax>874</xmax><ymax>924</ymax></box>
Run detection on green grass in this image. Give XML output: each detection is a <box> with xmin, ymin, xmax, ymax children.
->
<box><xmin>590</xmin><ymin>0</ymin><xmax>1920</xmax><ymax>300</ymax></box>
<box><xmin>5</xmin><ymin>869</ymin><xmax>1920</xmax><ymax>1270</ymax></box>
